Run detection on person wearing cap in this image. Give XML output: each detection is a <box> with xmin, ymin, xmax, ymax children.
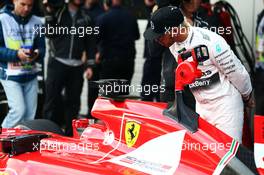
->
<box><xmin>146</xmin><ymin>0</ymin><xmax>213</xmax><ymax>109</ymax></box>
<box><xmin>144</xmin><ymin>6</ymin><xmax>253</xmax><ymax>143</ymax></box>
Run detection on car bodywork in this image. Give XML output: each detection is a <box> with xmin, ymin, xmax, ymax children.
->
<box><xmin>0</xmin><ymin>97</ymin><xmax>261</xmax><ymax>175</ymax></box>
<box><xmin>0</xmin><ymin>45</ymin><xmax>263</xmax><ymax>175</ymax></box>
<box><xmin>254</xmin><ymin>115</ymin><xmax>264</xmax><ymax>175</ymax></box>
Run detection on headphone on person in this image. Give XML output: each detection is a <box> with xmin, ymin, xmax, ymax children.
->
<box><xmin>104</xmin><ymin>0</ymin><xmax>112</xmax><ymax>7</ymax></box>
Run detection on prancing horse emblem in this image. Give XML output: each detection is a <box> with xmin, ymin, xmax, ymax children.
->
<box><xmin>125</xmin><ymin>121</ymin><xmax>141</xmax><ymax>147</ymax></box>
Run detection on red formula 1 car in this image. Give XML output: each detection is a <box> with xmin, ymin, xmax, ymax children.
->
<box><xmin>0</xmin><ymin>46</ymin><xmax>263</xmax><ymax>175</ymax></box>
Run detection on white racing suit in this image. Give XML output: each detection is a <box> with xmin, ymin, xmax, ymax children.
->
<box><xmin>169</xmin><ymin>27</ymin><xmax>252</xmax><ymax>143</ymax></box>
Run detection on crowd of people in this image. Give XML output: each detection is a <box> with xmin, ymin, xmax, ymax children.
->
<box><xmin>0</xmin><ymin>0</ymin><xmax>139</xmax><ymax>136</ymax></box>
<box><xmin>0</xmin><ymin>0</ymin><xmax>262</xmax><ymax>143</ymax></box>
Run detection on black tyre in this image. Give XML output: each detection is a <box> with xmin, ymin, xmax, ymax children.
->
<box><xmin>0</xmin><ymin>95</ymin><xmax>8</xmax><ymax>124</ymax></box>
<box><xmin>16</xmin><ymin>119</ymin><xmax>65</xmax><ymax>136</ymax></box>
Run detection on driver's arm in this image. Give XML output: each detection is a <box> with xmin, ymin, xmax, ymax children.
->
<box><xmin>210</xmin><ymin>36</ymin><xmax>252</xmax><ymax>99</ymax></box>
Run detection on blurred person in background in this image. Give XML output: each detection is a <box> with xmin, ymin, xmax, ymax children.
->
<box><xmin>0</xmin><ymin>0</ymin><xmax>45</xmax><ymax>128</ymax></box>
<box><xmin>0</xmin><ymin>0</ymin><xmax>12</xmax><ymax>12</ymax></box>
<box><xmin>0</xmin><ymin>2</ymin><xmax>5</xmax><ymax>9</ymax></box>
<box><xmin>180</xmin><ymin>0</ymin><xmax>208</xmax><ymax>27</ymax></box>
<box><xmin>43</xmin><ymin>0</ymin><xmax>96</xmax><ymax>136</ymax></box>
<box><xmin>83</xmin><ymin>0</ymin><xmax>104</xmax><ymax>21</ymax></box>
<box><xmin>96</xmin><ymin>0</ymin><xmax>140</xmax><ymax>85</ymax></box>
<box><xmin>83</xmin><ymin>0</ymin><xmax>104</xmax><ymax>119</ymax></box>
<box><xmin>140</xmin><ymin>0</ymin><xmax>162</xmax><ymax>102</ymax></box>
<box><xmin>255</xmin><ymin>7</ymin><xmax>264</xmax><ymax>116</ymax></box>
<box><xmin>0</xmin><ymin>0</ymin><xmax>44</xmax><ymax>16</ymax></box>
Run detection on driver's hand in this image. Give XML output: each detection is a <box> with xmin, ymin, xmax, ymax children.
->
<box><xmin>243</xmin><ymin>92</ymin><xmax>255</xmax><ymax>108</ymax></box>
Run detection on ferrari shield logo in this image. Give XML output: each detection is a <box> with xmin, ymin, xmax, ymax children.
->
<box><xmin>125</xmin><ymin>121</ymin><xmax>141</xmax><ymax>147</ymax></box>
<box><xmin>0</xmin><ymin>173</ymin><xmax>9</xmax><ymax>175</ymax></box>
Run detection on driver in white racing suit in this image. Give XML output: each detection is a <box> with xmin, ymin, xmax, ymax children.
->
<box><xmin>144</xmin><ymin>6</ymin><xmax>253</xmax><ymax>143</ymax></box>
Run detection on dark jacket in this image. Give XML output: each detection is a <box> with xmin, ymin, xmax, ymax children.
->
<box><xmin>45</xmin><ymin>4</ymin><xmax>96</xmax><ymax>64</ymax></box>
<box><xmin>96</xmin><ymin>6</ymin><xmax>140</xmax><ymax>60</ymax></box>
<box><xmin>0</xmin><ymin>5</ymin><xmax>45</xmax><ymax>83</ymax></box>
<box><xmin>143</xmin><ymin>6</ymin><xmax>164</xmax><ymax>60</ymax></box>
<box><xmin>83</xmin><ymin>4</ymin><xmax>104</xmax><ymax>23</ymax></box>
